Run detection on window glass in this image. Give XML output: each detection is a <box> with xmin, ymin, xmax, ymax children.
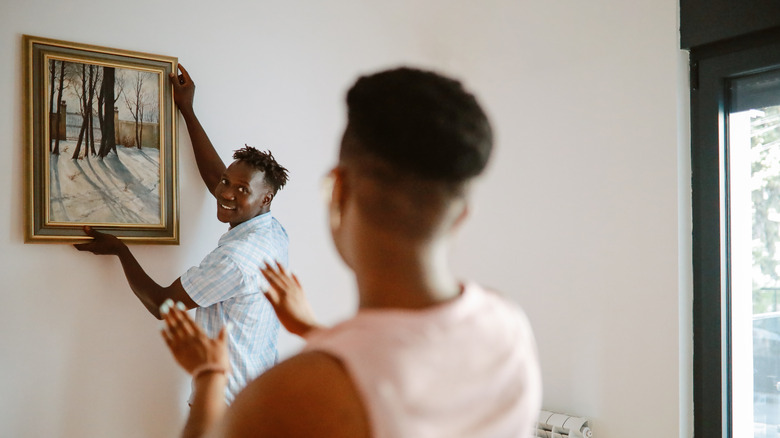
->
<box><xmin>729</xmin><ymin>69</ymin><xmax>780</xmax><ymax>438</ymax></box>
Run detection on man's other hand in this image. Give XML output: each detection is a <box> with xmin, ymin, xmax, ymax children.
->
<box><xmin>73</xmin><ymin>226</ymin><xmax>126</xmax><ymax>256</ymax></box>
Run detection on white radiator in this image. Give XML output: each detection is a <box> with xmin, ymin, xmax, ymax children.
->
<box><xmin>534</xmin><ymin>409</ymin><xmax>593</xmax><ymax>438</ymax></box>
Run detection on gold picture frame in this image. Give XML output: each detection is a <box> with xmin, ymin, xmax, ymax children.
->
<box><xmin>24</xmin><ymin>35</ymin><xmax>179</xmax><ymax>244</ymax></box>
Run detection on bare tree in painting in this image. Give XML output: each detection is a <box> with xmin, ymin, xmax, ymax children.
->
<box><xmin>71</xmin><ymin>64</ymin><xmax>88</xmax><ymax>159</ymax></box>
<box><xmin>123</xmin><ymin>70</ymin><xmax>154</xmax><ymax>149</ymax></box>
<box><xmin>48</xmin><ymin>60</ymin><xmax>57</xmax><ymax>151</ymax></box>
<box><xmin>88</xmin><ymin>66</ymin><xmax>102</xmax><ymax>156</ymax></box>
<box><xmin>97</xmin><ymin>67</ymin><xmax>127</xmax><ymax>158</ymax></box>
<box><xmin>97</xmin><ymin>67</ymin><xmax>116</xmax><ymax>158</ymax></box>
<box><xmin>72</xmin><ymin>64</ymin><xmax>100</xmax><ymax>159</ymax></box>
<box><xmin>144</xmin><ymin>95</ymin><xmax>159</xmax><ymax>124</ymax></box>
<box><xmin>48</xmin><ymin>60</ymin><xmax>57</xmax><ymax>116</ymax></box>
<box><xmin>138</xmin><ymin>89</ymin><xmax>146</xmax><ymax>150</ymax></box>
<box><xmin>125</xmin><ymin>71</ymin><xmax>142</xmax><ymax>149</ymax></box>
<box><xmin>49</xmin><ymin>59</ymin><xmax>67</xmax><ymax>155</ymax></box>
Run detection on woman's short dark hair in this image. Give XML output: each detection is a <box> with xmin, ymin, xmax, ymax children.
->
<box><xmin>343</xmin><ymin>67</ymin><xmax>493</xmax><ymax>183</ymax></box>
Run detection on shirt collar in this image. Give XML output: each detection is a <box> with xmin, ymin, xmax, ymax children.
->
<box><xmin>221</xmin><ymin>211</ymin><xmax>273</xmax><ymax>242</ymax></box>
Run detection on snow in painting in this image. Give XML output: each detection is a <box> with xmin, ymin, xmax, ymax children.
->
<box><xmin>48</xmin><ymin>143</ymin><xmax>161</xmax><ymax>224</ymax></box>
<box><xmin>47</xmin><ymin>58</ymin><xmax>163</xmax><ymax>225</ymax></box>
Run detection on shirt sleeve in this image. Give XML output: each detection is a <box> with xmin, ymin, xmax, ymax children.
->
<box><xmin>180</xmin><ymin>244</ymin><xmax>248</xmax><ymax>308</ymax></box>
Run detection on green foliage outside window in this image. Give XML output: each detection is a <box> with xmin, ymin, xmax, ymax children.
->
<box><xmin>752</xmin><ymin>106</ymin><xmax>780</xmax><ymax>313</ymax></box>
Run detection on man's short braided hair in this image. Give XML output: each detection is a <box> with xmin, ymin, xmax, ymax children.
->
<box><xmin>233</xmin><ymin>145</ymin><xmax>289</xmax><ymax>194</ymax></box>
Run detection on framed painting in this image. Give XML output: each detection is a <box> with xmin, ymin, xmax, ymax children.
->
<box><xmin>24</xmin><ymin>35</ymin><xmax>179</xmax><ymax>244</ymax></box>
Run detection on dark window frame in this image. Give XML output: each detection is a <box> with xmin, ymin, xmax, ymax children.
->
<box><xmin>689</xmin><ymin>27</ymin><xmax>780</xmax><ymax>438</ymax></box>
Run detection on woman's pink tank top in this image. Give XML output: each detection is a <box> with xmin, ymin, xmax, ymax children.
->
<box><xmin>304</xmin><ymin>283</ymin><xmax>542</xmax><ymax>438</ymax></box>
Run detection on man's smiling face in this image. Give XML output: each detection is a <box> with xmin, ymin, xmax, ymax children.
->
<box><xmin>214</xmin><ymin>161</ymin><xmax>272</xmax><ymax>227</ymax></box>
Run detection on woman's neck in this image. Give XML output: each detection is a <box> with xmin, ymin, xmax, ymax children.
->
<box><xmin>353</xmin><ymin>238</ymin><xmax>460</xmax><ymax>310</ymax></box>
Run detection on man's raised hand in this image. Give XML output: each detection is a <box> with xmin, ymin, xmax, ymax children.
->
<box><xmin>169</xmin><ymin>63</ymin><xmax>195</xmax><ymax>113</ymax></box>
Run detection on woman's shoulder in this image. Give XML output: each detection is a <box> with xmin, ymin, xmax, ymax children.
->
<box><xmin>220</xmin><ymin>351</ymin><xmax>370</xmax><ymax>438</ymax></box>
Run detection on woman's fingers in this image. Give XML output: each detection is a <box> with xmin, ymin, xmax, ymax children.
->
<box><xmin>161</xmin><ymin>300</ymin><xmax>196</xmax><ymax>340</ymax></box>
<box><xmin>270</xmin><ymin>261</ymin><xmax>296</xmax><ymax>285</ymax></box>
<box><xmin>262</xmin><ymin>261</ymin><xmax>281</xmax><ymax>279</ymax></box>
<box><xmin>275</xmin><ymin>260</ymin><xmax>289</xmax><ymax>276</ymax></box>
<box><xmin>170</xmin><ymin>305</ymin><xmax>196</xmax><ymax>338</ymax></box>
<box><xmin>264</xmin><ymin>285</ymin><xmax>280</xmax><ymax>305</ymax></box>
<box><xmin>161</xmin><ymin>325</ymin><xmax>174</xmax><ymax>346</ymax></box>
<box><xmin>261</xmin><ymin>263</ymin><xmax>286</xmax><ymax>293</ymax></box>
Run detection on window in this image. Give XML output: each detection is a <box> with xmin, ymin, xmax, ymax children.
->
<box><xmin>691</xmin><ymin>34</ymin><xmax>780</xmax><ymax>438</ymax></box>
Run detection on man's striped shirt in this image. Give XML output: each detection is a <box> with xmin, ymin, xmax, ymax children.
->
<box><xmin>181</xmin><ymin>211</ymin><xmax>288</xmax><ymax>403</ymax></box>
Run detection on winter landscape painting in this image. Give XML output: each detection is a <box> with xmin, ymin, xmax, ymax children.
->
<box><xmin>48</xmin><ymin>60</ymin><xmax>162</xmax><ymax>225</ymax></box>
<box><xmin>25</xmin><ymin>36</ymin><xmax>179</xmax><ymax>243</ymax></box>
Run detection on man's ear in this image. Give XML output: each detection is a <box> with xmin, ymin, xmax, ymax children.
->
<box><xmin>263</xmin><ymin>192</ymin><xmax>275</xmax><ymax>206</ymax></box>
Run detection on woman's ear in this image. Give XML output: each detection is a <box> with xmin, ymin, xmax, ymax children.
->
<box><xmin>329</xmin><ymin>169</ymin><xmax>346</xmax><ymax>231</ymax></box>
<box><xmin>452</xmin><ymin>201</ymin><xmax>469</xmax><ymax>230</ymax></box>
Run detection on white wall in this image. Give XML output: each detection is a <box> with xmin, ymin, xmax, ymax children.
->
<box><xmin>0</xmin><ymin>1</ymin><xmax>688</xmax><ymax>437</ymax></box>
